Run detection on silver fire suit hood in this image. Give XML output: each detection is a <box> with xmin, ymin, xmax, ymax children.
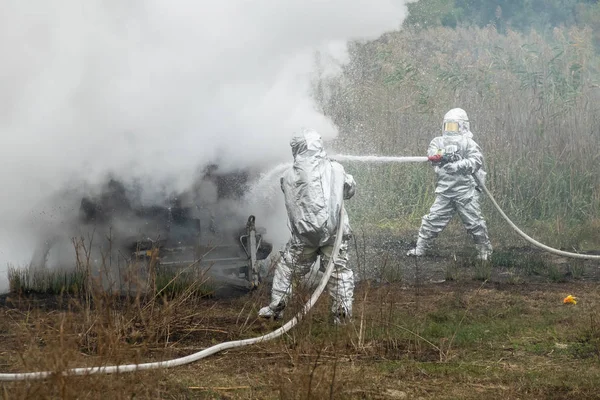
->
<box><xmin>281</xmin><ymin>129</ymin><xmax>355</xmax><ymax>247</ymax></box>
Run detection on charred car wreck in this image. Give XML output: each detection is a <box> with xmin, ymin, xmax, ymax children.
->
<box><xmin>32</xmin><ymin>167</ymin><xmax>274</xmax><ymax>292</ymax></box>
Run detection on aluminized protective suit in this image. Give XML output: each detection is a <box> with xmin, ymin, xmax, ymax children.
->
<box><xmin>259</xmin><ymin>129</ymin><xmax>356</xmax><ymax>323</ymax></box>
<box><xmin>407</xmin><ymin>108</ymin><xmax>493</xmax><ymax>260</ymax></box>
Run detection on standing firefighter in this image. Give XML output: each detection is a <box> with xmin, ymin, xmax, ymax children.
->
<box><xmin>407</xmin><ymin>108</ymin><xmax>493</xmax><ymax>260</ymax></box>
<box><xmin>259</xmin><ymin>129</ymin><xmax>356</xmax><ymax>324</ymax></box>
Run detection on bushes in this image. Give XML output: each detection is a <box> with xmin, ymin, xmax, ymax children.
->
<box><xmin>323</xmin><ymin>25</ymin><xmax>600</xmax><ymax>247</ymax></box>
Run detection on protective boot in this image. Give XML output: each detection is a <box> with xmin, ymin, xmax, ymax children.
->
<box><xmin>332</xmin><ymin>305</ymin><xmax>352</xmax><ymax>326</ymax></box>
<box><xmin>258</xmin><ymin>300</ymin><xmax>285</xmax><ymax>320</ymax></box>
<box><xmin>470</xmin><ymin>223</ymin><xmax>493</xmax><ymax>261</ymax></box>
<box><xmin>407</xmin><ymin>237</ymin><xmax>429</xmax><ymax>257</ymax></box>
<box><xmin>475</xmin><ymin>243</ymin><xmax>493</xmax><ymax>261</ymax></box>
<box><xmin>406</xmin><ymin>248</ymin><xmax>425</xmax><ymax>256</ymax></box>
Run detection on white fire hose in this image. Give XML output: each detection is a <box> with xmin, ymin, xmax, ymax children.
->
<box><xmin>473</xmin><ymin>175</ymin><xmax>600</xmax><ymax>260</ymax></box>
<box><xmin>0</xmin><ymin>209</ymin><xmax>347</xmax><ymax>381</ymax></box>
<box><xmin>2</xmin><ymin>154</ymin><xmax>599</xmax><ymax>381</ymax></box>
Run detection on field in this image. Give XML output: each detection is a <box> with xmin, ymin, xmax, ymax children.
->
<box><xmin>1</xmin><ymin>223</ymin><xmax>600</xmax><ymax>400</ymax></box>
<box><xmin>1</xmin><ymin>21</ymin><xmax>600</xmax><ymax>400</ymax></box>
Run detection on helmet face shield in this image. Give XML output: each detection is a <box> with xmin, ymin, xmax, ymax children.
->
<box><xmin>443</xmin><ymin>121</ymin><xmax>459</xmax><ymax>133</ymax></box>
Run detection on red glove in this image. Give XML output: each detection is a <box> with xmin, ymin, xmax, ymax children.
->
<box><xmin>428</xmin><ymin>154</ymin><xmax>443</xmax><ymax>163</ymax></box>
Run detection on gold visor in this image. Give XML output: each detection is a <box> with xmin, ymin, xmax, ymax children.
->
<box><xmin>443</xmin><ymin>121</ymin><xmax>459</xmax><ymax>132</ymax></box>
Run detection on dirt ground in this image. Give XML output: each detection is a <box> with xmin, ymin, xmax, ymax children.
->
<box><xmin>353</xmin><ymin>226</ymin><xmax>600</xmax><ymax>285</ymax></box>
<box><xmin>1</xmin><ymin>229</ymin><xmax>600</xmax><ymax>399</ymax></box>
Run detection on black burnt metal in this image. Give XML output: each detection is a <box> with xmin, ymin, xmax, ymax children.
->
<box><xmin>47</xmin><ymin>168</ymin><xmax>272</xmax><ymax>290</ymax></box>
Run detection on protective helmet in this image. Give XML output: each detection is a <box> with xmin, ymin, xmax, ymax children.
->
<box><xmin>442</xmin><ymin>108</ymin><xmax>470</xmax><ymax>135</ymax></box>
<box><xmin>290</xmin><ymin>128</ymin><xmax>325</xmax><ymax>158</ymax></box>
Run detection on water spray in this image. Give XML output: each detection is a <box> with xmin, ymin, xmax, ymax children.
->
<box><xmin>330</xmin><ymin>155</ymin><xmax>428</xmax><ymax>163</ymax></box>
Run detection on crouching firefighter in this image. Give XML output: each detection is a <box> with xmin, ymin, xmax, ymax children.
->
<box><xmin>259</xmin><ymin>129</ymin><xmax>356</xmax><ymax>324</ymax></box>
<box><xmin>407</xmin><ymin>108</ymin><xmax>493</xmax><ymax>261</ymax></box>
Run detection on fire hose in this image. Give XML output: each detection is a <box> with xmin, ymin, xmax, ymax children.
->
<box><xmin>0</xmin><ymin>209</ymin><xmax>346</xmax><ymax>381</ymax></box>
<box><xmin>473</xmin><ymin>174</ymin><xmax>600</xmax><ymax>260</ymax></box>
<box><xmin>2</xmin><ymin>153</ymin><xmax>599</xmax><ymax>381</ymax></box>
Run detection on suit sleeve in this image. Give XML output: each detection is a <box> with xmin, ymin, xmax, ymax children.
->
<box><xmin>427</xmin><ymin>138</ymin><xmax>441</xmax><ymax>157</ymax></box>
<box><xmin>457</xmin><ymin>138</ymin><xmax>483</xmax><ymax>175</ymax></box>
<box><xmin>343</xmin><ymin>172</ymin><xmax>356</xmax><ymax>200</ymax></box>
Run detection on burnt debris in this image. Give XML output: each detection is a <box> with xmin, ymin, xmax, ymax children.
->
<box><xmin>76</xmin><ymin>167</ymin><xmax>256</xmax><ymax>252</ymax></box>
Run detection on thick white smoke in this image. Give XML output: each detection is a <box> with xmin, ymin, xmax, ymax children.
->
<box><xmin>0</xmin><ymin>0</ymin><xmax>413</xmax><ymax>291</ymax></box>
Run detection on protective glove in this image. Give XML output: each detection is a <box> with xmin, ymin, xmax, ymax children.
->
<box><xmin>443</xmin><ymin>162</ymin><xmax>459</xmax><ymax>174</ymax></box>
<box><xmin>444</xmin><ymin>159</ymin><xmax>471</xmax><ymax>175</ymax></box>
<box><xmin>428</xmin><ymin>154</ymin><xmax>443</xmax><ymax>164</ymax></box>
<box><xmin>343</xmin><ymin>174</ymin><xmax>356</xmax><ymax>200</ymax></box>
<box><xmin>456</xmin><ymin>159</ymin><xmax>472</xmax><ymax>174</ymax></box>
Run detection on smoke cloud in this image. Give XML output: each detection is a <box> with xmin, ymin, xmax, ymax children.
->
<box><xmin>0</xmin><ymin>0</ymin><xmax>412</xmax><ymax>291</ymax></box>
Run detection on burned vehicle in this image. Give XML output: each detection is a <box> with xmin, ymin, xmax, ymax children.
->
<box><xmin>31</xmin><ymin>167</ymin><xmax>274</xmax><ymax>293</ymax></box>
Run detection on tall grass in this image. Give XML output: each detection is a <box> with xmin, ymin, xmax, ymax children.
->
<box><xmin>323</xmin><ymin>25</ymin><xmax>600</xmax><ymax>248</ymax></box>
<box><xmin>7</xmin><ymin>237</ymin><xmax>214</xmax><ymax>300</ymax></box>
<box><xmin>8</xmin><ymin>265</ymin><xmax>87</xmax><ymax>296</ymax></box>
<box><xmin>3</xmin><ymin>238</ymin><xmax>216</xmax><ymax>374</ymax></box>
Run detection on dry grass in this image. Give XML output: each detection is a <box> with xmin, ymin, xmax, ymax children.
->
<box><xmin>2</xmin><ymin>254</ymin><xmax>600</xmax><ymax>399</ymax></box>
